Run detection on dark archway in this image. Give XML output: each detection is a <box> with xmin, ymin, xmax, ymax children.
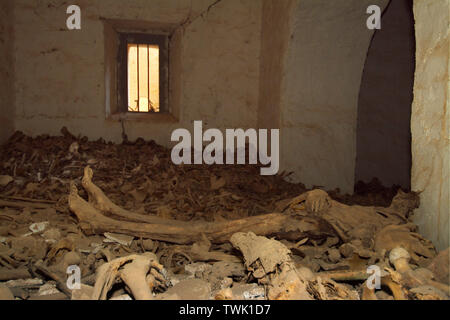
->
<box><xmin>355</xmin><ymin>0</ymin><xmax>415</xmax><ymax>191</ymax></box>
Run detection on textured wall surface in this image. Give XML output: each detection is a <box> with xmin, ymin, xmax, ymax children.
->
<box><xmin>411</xmin><ymin>0</ymin><xmax>449</xmax><ymax>251</ymax></box>
<box><xmin>257</xmin><ymin>0</ymin><xmax>295</xmax><ymax>131</ymax></box>
<box><xmin>279</xmin><ymin>0</ymin><xmax>389</xmax><ymax>194</ymax></box>
<box><xmin>0</xmin><ymin>0</ymin><xmax>15</xmax><ymax>144</ymax></box>
<box><xmin>12</xmin><ymin>0</ymin><xmax>262</xmax><ymax>145</ymax></box>
<box><xmin>356</xmin><ymin>0</ymin><xmax>415</xmax><ymax>189</ymax></box>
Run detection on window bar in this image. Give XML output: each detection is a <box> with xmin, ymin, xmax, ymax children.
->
<box><xmin>147</xmin><ymin>44</ymin><xmax>150</xmax><ymax>112</ymax></box>
<box><xmin>137</xmin><ymin>44</ymin><xmax>140</xmax><ymax>111</ymax></box>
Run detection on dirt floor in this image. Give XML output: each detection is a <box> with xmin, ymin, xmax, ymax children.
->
<box><xmin>0</xmin><ymin>128</ymin><xmax>448</xmax><ymax>300</ymax></box>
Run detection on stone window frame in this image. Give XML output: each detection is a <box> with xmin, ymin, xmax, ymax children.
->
<box><xmin>103</xmin><ymin>19</ymin><xmax>182</xmax><ymax>123</ymax></box>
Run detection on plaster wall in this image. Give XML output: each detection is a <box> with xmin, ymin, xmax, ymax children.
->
<box><xmin>12</xmin><ymin>0</ymin><xmax>262</xmax><ymax>145</ymax></box>
<box><xmin>411</xmin><ymin>0</ymin><xmax>449</xmax><ymax>251</ymax></box>
<box><xmin>257</xmin><ymin>0</ymin><xmax>295</xmax><ymax>131</ymax></box>
<box><xmin>278</xmin><ymin>0</ymin><xmax>389</xmax><ymax>194</ymax></box>
<box><xmin>0</xmin><ymin>0</ymin><xmax>15</xmax><ymax>144</ymax></box>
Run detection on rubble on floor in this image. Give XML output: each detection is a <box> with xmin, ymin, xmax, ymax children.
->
<box><xmin>0</xmin><ymin>129</ymin><xmax>448</xmax><ymax>300</ymax></box>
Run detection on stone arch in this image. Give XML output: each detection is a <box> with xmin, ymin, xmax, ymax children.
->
<box><xmin>355</xmin><ymin>0</ymin><xmax>415</xmax><ymax>190</ymax></box>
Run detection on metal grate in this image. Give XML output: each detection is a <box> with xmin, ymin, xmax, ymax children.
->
<box><xmin>127</xmin><ymin>43</ymin><xmax>160</xmax><ymax>112</ymax></box>
<box><xmin>118</xmin><ymin>33</ymin><xmax>168</xmax><ymax>114</ymax></box>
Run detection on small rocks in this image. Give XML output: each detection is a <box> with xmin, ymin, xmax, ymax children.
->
<box><xmin>103</xmin><ymin>233</ymin><xmax>134</xmax><ymax>247</ymax></box>
<box><xmin>0</xmin><ymin>175</ymin><xmax>13</xmax><ymax>187</ymax></box>
<box><xmin>216</xmin><ymin>283</ymin><xmax>265</xmax><ymax>300</ymax></box>
<box><xmin>158</xmin><ymin>279</ymin><xmax>211</xmax><ymax>300</ymax></box>
<box><xmin>339</xmin><ymin>243</ymin><xmax>355</xmax><ymax>258</ymax></box>
<box><xmin>327</xmin><ymin>248</ymin><xmax>341</xmax><ymax>263</ymax></box>
<box><xmin>109</xmin><ymin>294</ymin><xmax>133</xmax><ymax>300</ymax></box>
<box><xmin>69</xmin><ymin>142</ymin><xmax>80</xmax><ymax>155</ymax></box>
<box><xmin>42</xmin><ymin>228</ymin><xmax>62</xmax><ymax>242</ymax></box>
<box><xmin>141</xmin><ymin>239</ymin><xmax>154</xmax><ymax>251</ymax></box>
<box><xmin>426</xmin><ymin>248</ymin><xmax>449</xmax><ymax>285</ymax></box>
<box><xmin>5</xmin><ymin>278</ymin><xmax>43</xmax><ymax>288</ymax></box>
<box><xmin>63</xmin><ymin>251</ymin><xmax>81</xmax><ymax>266</ymax></box>
<box><xmin>410</xmin><ymin>285</ymin><xmax>449</xmax><ymax>300</ymax></box>
<box><xmin>185</xmin><ymin>263</ymin><xmax>213</xmax><ymax>279</ymax></box>
<box><xmin>210</xmin><ymin>261</ymin><xmax>245</xmax><ymax>280</ymax></box>
<box><xmin>71</xmin><ymin>284</ymin><xmax>94</xmax><ymax>300</ymax></box>
<box><xmin>38</xmin><ymin>283</ymin><xmax>60</xmax><ymax>296</ymax></box>
<box><xmin>29</xmin><ymin>221</ymin><xmax>50</xmax><ymax>234</ymax></box>
<box><xmin>10</xmin><ymin>236</ymin><xmax>48</xmax><ymax>260</ymax></box>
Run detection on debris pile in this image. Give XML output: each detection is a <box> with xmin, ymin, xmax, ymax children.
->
<box><xmin>0</xmin><ymin>129</ymin><xmax>448</xmax><ymax>300</ymax></box>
